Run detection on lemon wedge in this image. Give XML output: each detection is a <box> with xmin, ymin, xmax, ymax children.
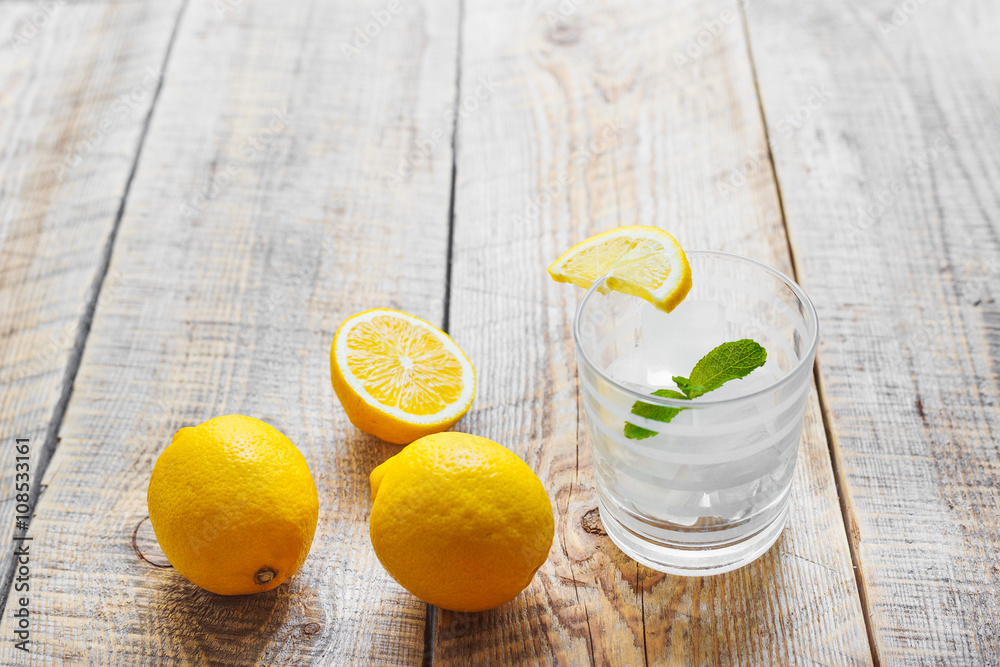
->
<box><xmin>547</xmin><ymin>225</ymin><xmax>692</xmax><ymax>312</ymax></box>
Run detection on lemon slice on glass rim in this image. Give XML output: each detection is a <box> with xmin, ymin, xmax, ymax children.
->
<box><xmin>547</xmin><ymin>225</ymin><xmax>692</xmax><ymax>312</ymax></box>
<box><xmin>330</xmin><ymin>309</ymin><xmax>476</xmax><ymax>445</ymax></box>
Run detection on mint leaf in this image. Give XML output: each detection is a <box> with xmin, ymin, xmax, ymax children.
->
<box><xmin>671</xmin><ymin>376</ymin><xmax>693</xmax><ymax>397</ymax></box>
<box><xmin>624</xmin><ymin>389</ymin><xmax>687</xmax><ymax>440</ymax></box>
<box><xmin>623</xmin><ymin>422</ymin><xmax>659</xmax><ymax>440</ymax></box>
<box><xmin>623</xmin><ymin>340</ymin><xmax>766</xmax><ymax>439</ymax></box>
<box><xmin>686</xmin><ymin>339</ymin><xmax>767</xmax><ymax>398</ymax></box>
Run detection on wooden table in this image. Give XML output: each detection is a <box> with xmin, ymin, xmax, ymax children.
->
<box><xmin>1</xmin><ymin>0</ymin><xmax>997</xmax><ymax>664</ymax></box>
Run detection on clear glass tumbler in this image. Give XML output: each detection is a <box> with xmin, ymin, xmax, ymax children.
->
<box><xmin>573</xmin><ymin>251</ymin><xmax>819</xmax><ymax>575</ymax></box>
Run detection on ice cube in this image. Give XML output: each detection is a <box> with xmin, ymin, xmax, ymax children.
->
<box><xmin>641</xmin><ymin>299</ymin><xmax>726</xmax><ymax>386</ymax></box>
<box><xmin>617</xmin><ymin>462</ymin><xmax>701</xmax><ymax>526</ymax></box>
<box><xmin>607</xmin><ymin>351</ymin><xmax>648</xmax><ymax>385</ymax></box>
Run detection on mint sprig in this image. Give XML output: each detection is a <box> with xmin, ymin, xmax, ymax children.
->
<box><xmin>623</xmin><ymin>339</ymin><xmax>766</xmax><ymax>439</ymax></box>
<box><xmin>623</xmin><ymin>388</ymin><xmax>687</xmax><ymax>440</ymax></box>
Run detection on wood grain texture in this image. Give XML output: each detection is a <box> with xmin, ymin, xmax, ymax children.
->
<box><xmin>0</xmin><ymin>0</ymin><xmax>184</xmax><ymax>616</ymax></box>
<box><xmin>438</xmin><ymin>0</ymin><xmax>872</xmax><ymax>664</ymax></box>
<box><xmin>0</xmin><ymin>0</ymin><xmax>459</xmax><ymax>663</ymax></box>
<box><xmin>745</xmin><ymin>0</ymin><xmax>1000</xmax><ymax>662</ymax></box>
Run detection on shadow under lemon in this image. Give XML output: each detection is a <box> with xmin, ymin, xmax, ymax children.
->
<box><xmin>134</xmin><ymin>515</ymin><xmax>297</xmax><ymax>664</ymax></box>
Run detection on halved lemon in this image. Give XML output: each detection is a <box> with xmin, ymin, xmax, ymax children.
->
<box><xmin>330</xmin><ymin>309</ymin><xmax>476</xmax><ymax>445</ymax></box>
<box><xmin>547</xmin><ymin>225</ymin><xmax>692</xmax><ymax>312</ymax></box>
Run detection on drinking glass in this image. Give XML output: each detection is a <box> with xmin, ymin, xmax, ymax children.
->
<box><xmin>573</xmin><ymin>251</ymin><xmax>819</xmax><ymax>575</ymax></box>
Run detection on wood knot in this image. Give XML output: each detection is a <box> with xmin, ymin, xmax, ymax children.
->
<box><xmin>302</xmin><ymin>623</ymin><xmax>321</xmax><ymax>636</ymax></box>
<box><xmin>547</xmin><ymin>21</ymin><xmax>580</xmax><ymax>45</ymax></box>
<box><xmin>581</xmin><ymin>508</ymin><xmax>606</xmax><ymax>536</ymax></box>
<box><xmin>255</xmin><ymin>567</ymin><xmax>277</xmax><ymax>585</ymax></box>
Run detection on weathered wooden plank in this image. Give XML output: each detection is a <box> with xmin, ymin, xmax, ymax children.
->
<box><xmin>439</xmin><ymin>0</ymin><xmax>872</xmax><ymax>664</ymax></box>
<box><xmin>745</xmin><ymin>0</ymin><xmax>1000</xmax><ymax>662</ymax></box>
<box><xmin>0</xmin><ymin>0</ymin><xmax>459</xmax><ymax>663</ymax></box>
<box><xmin>0</xmin><ymin>0</ymin><xmax>184</xmax><ymax>619</ymax></box>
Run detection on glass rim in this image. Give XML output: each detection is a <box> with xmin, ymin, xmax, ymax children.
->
<box><xmin>572</xmin><ymin>249</ymin><xmax>820</xmax><ymax>408</ymax></box>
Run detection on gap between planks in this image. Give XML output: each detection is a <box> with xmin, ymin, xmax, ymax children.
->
<box><xmin>439</xmin><ymin>0</ymin><xmax>465</xmax><ymax>338</ymax></box>
<box><xmin>426</xmin><ymin>0</ymin><xmax>467</xmax><ymax>663</ymax></box>
<box><xmin>0</xmin><ymin>0</ymin><xmax>191</xmax><ymax>620</ymax></box>
<box><xmin>736</xmin><ymin>3</ymin><xmax>880</xmax><ymax>665</ymax></box>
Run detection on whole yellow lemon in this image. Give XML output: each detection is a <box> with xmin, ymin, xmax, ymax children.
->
<box><xmin>147</xmin><ymin>415</ymin><xmax>319</xmax><ymax>595</ymax></box>
<box><xmin>369</xmin><ymin>432</ymin><xmax>554</xmax><ymax>612</ymax></box>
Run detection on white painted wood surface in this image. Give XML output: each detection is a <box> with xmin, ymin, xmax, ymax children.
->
<box><xmin>0</xmin><ymin>0</ymin><xmax>185</xmax><ymax>644</ymax></box>
<box><xmin>745</xmin><ymin>0</ymin><xmax>1000</xmax><ymax>662</ymax></box>
<box><xmin>0</xmin><ymin>0</ymin><xmax>997</xmax><ymax>663</ymax></box>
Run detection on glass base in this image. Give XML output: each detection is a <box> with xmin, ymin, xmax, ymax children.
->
<box><xmin>597</xmin><ymin>498</ymin><xmax>788</xmax><ymax>576</ymax></box>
